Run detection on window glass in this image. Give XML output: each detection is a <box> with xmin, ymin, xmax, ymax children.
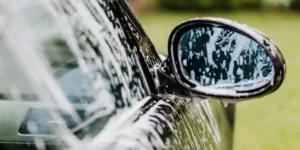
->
<box><xmin>0</xmin><ymin>0</ymin><xmax>148</xmax><ymax>147</ymax></box>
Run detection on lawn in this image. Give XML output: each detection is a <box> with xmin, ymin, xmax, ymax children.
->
<box><xmin>137</xmin><ymin>11</ymin><xmax>300</xmax><ymax>150</ymax></box>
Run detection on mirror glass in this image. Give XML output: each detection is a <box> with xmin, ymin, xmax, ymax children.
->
<box><xmin>178</xmin><ymin>26</ymin><xmax>275</xmax><ymax>89</ymax></box>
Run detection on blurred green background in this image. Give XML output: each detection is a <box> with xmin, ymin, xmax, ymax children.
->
<box><xmin>127</xmin><ymin>0</ymin><xmax>300</xmax><ymax>150</ymax></box>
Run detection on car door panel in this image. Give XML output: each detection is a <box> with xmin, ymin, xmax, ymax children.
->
<box><xmin>89</xmin><ymin>94</ymin><xmax>231</xmax><ymax>150</ymax></box>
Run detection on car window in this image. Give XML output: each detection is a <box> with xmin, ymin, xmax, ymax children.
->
<box><xmin>0</xmin><ymin>0</ymin><xmax>149</xmax><ymax>146</ymax></box>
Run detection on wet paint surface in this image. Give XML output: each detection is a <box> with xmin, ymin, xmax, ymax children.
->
<box><xmin>87</xmin><ymin>96</ymin><xmax>223</xmax><ymax>150</ymax></box>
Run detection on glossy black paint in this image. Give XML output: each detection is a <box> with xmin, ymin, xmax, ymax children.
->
<box><xmin>110</xmin><ymin>0</ymin><xmax>162</xmax><ymax>95</ymax></box>
<box><xmin>165</xmin><ymin>18</ymin><xmax>286</xmax><ymax>99</ymax></box>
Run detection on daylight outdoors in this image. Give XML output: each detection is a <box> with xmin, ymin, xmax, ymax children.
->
<box><xmin>128</xmin><ymin>0</ymin><xmax>300</xmax><ymax>150</ymax></box>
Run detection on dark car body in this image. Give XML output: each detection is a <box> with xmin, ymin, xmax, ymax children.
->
<box><xmin>0</xmin><ymin>0</ymin><xmax>234</xmax><ymax>149</ymax></box>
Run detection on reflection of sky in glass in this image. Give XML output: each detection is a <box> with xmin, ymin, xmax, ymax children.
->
<box><xmin>179</xmin><ymin>27</ymin><xmax>274</xmax><ymax>88</ymax></box>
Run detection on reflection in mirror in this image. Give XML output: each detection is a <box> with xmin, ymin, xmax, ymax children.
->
<box><xmin>178</xmin><ymin>26</ymin><xmax>274</xmax><ymax>89</ymax></box>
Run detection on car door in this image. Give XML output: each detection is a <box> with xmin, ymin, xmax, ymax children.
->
<box><xmin>97</xmin><ymin>0</ymin><xmax>234</xmax><ymax>150</ymax></box>
<box><xmin>0</xmin><ymin>0</ymin><xmax>233</xmax><ymax>149</ymax></box>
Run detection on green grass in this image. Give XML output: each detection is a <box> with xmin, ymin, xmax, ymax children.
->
<box><xmin>137</xmin><ymin>11</ymin><xmax>300</xmax><ymax>150</ymax></box>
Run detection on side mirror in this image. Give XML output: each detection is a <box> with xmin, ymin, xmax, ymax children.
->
<box><xmin>163</xmin><ymin>17</ymin><xmax>286</xmax><ymax>100</ymax></box>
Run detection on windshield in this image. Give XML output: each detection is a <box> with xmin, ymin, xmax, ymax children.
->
<box><xmin>0</xmin><ymin>0</ymin><xmax>147</xmax><ymax>148</ymax></box>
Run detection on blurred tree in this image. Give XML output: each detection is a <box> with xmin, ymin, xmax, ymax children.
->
<box><xmin>291</xmin><ymin>0</ymin><xmax>300</xmax><ymax>10</ymax></box>
<box><xmin>156</xmin><ymin>0</ymin><xmax>233</xmax><ymax>11</ymax></box>
<box><xmin>156</xmin><ymin>0</ymin><xmax>263</xmax><ymax>10</ymax></box>
<box><xmin>232</xmin><ymin>0</ymin><xmax>263</xmax><ymax>9</ymax></box>
<box><xmin>126</xmin><ymin>0</ymin><xmax>146</xmax><ymax>13</ymax></box>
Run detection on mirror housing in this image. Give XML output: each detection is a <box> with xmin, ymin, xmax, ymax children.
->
<box><xmin>159</xmin><ymin>17</ymin><xmax>286</xmax><ymax>100</ymax></box>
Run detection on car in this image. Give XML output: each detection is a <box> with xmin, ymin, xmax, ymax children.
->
<box><xmin>0</xmin><ymin>0</ymin><xmax>285</xmax><ymax>150</ymax></box>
